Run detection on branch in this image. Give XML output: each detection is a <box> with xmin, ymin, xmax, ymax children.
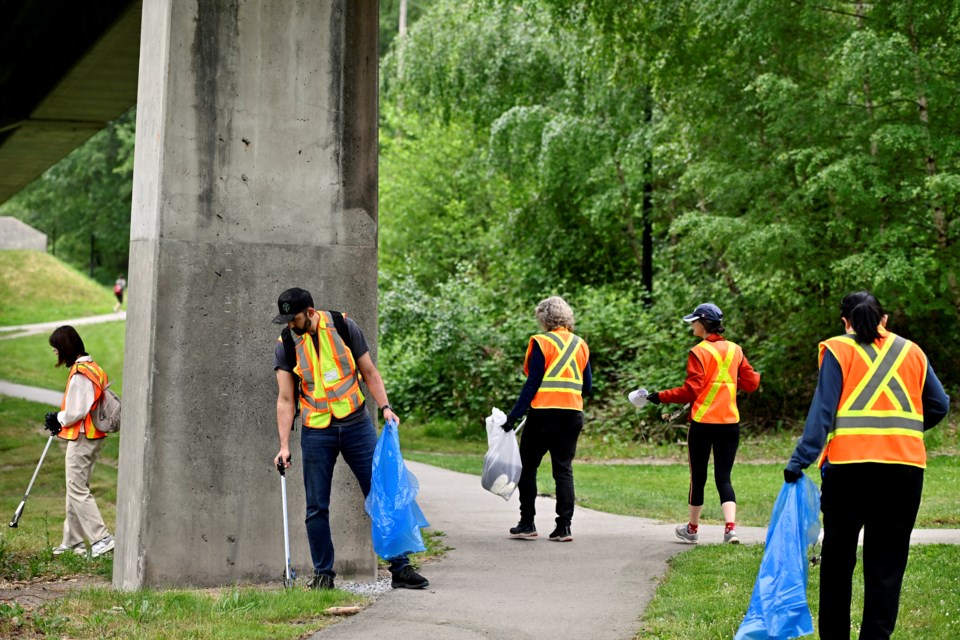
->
<box><xmin>836</xmin><ymin>98</ymin><xmax>924</xmax><ymax>109</ymax></box>
<box><xmin>788</xmin><ymin>0</ymin><xmax>869</xmax><ymax>21</ymax></box>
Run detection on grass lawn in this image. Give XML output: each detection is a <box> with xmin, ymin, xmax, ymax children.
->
<box><xmin>400</xmin><ymin>422</ymin><xmax>960</xmax><ymax>528</ymax></box>
<box><xmin>0</xmin><ymin>250</ymin><xmax>116</xmax><ymax>327</ymax></box>
<box><xmin>0</xmin><ymin>396</ymin><xmax>443</xmax><ymax>639</ymax></box>
<box><xmin>6</xmin><ymin>586</ymin><xmax>366</xmax><ymax>639</ymax></box>
<box><xmin>636</xmin><ymin>544</ymin><xmax>960</xmax><ymax>639</ymax></box>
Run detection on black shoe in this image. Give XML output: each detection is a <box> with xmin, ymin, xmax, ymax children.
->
<box><xmin>307</xmin><ymin>573</ymin><xmax>335</xmax><ymax>590</ymax></box>
<box><xmin>549</xmin><ymin>524</ymin><xmax>573</xmax><ymax>542</ymax></box>
<box><xmin>391</xmin><ymin>565</ymin><xmax>429</xmax><ymax>589</ymax></box>
<box><xmin>509</xmin><ymin>521</ymin><xmax>537</xmax><ymax>538</ymax></box>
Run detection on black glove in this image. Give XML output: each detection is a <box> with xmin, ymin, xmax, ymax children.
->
<box><xmin>44</xmin><ymin>412</ymin><xmax>62</xmax><ymax>435</ymax></box>
<box><xmin>783</xmin><ymin>468</ymin><xmax>803</xmax><ymax>483</ymax></box>
<box><xmin>647</xmin><ymin>392</ymin><xmax>661</xmax><ymax>406</ymax></box>
<box><xmin>502</xmin><ymin>416</ymin><xmax>518</xmax><ymax>432</ymax></box>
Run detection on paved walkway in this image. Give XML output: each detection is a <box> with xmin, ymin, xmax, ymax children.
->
<box><xmin>314</xmin><ymin>460</ymin><xmax>717</xmax><ymax>640</ymax></box>
<box><xmin>0</xmin><ymin>311</ymin><xmax>126</xmax><ymax>340</ymax></box>
<box><xmin>314</xmin><ymin>461</ymin><xmax>960</xmax><ymax>640</ymax></box>
<box><xmin>0</xmin><ymin>380</ymin><xmax>61</xmax><ymax>406</ymax></box>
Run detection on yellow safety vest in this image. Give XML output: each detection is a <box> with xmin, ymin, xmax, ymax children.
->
<box><xmin>59</xmin><ymin>361</ymin><xmax>108</xmax><ymax>441</ymax></box>
<box><xmin>690</xmin><ymin>340</ymin><xmax>743</xmax><ymax>424</ymax></box>
<box><xmin>290</xmin><ymin>312</ymin><xmax>365</xmax><ymax>428</ymax></box>
<box><xmin>526</xmin><ymin>329</ymin><xmax>590</xmax><ymax>411</ymax></box>
<box><xmin>818</xmin><ymin>332</ymin><xmax>927</xmax><ymax>468</ymax></box>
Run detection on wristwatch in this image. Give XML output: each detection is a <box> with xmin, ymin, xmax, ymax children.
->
<box><xmin>381</xmin><ymin>404</ymin><xmax>392</xmax><ymax>413</ymax></box>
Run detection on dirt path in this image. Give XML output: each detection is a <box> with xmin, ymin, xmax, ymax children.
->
<box><xmin>0</xmin><ymin>574</ymin><xmax>110</xmax><ymax>610</ymax></box>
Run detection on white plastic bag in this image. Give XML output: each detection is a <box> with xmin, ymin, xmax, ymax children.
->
<box><xmin>481</xmin><ymin>408</ymin><xmax>522</xmax><ymax>500</ymax></box>
<box><xmin>627</xmin><ymin>388</ymin><xmax>649</xmax><ymax>408</ymax></box>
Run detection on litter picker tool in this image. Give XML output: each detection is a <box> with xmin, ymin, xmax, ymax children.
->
<box><xmin>277</xmin><ymin>460</ymin><xmax>296</xmax><ymax>587</ymax></box>
<box><xmin>9</xmin><ymin>435</ymin><xmax>56</xmax><ymax>528</ymax></box>
<box><xmin>665</xmin><ymin>403</ymin><xmax>691</xmax><ymax>424</ymax></box>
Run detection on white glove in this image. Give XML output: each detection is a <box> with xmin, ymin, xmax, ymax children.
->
<box><xmin>628</xmin><ymin>388</ymin><xmax>649</xmax><ymax>408</ymax></box>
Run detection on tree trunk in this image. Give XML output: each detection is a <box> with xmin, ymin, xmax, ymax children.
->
<box><xmin>640</xmin><ymin>87</ymin><xmax>654</xmax><ymax>304</ymax></box>
<box><xmin>857</xmin><ymin>2</ymin><xmax>878</xmax><ymax>156</ymax></box>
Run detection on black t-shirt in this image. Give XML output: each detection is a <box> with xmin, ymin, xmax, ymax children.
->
<box><xmin>273</xmin><ymin>316</ymin><xmax>372</xmax><ymax>427</ymax></box>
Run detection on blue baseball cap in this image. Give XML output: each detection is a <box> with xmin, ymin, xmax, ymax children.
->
<box><xmin>683</xmin><ymin>303</ymin><xmax>723</xmax><ymax>324</ymax></box>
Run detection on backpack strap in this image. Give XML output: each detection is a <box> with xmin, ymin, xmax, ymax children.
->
<box><xmin>280</xmin><ymin>311</ymin><xmax>354</xmax><ymax>430</ymax></box>
<box><xmin>280</xmin><ymin>327</ymin><xmax>301</xmax><ymax>429</ymax></box>
<box><xmin>329</xmin><ymin>310</ymin><xmax>354</xmax><ymax>353</ymax></box>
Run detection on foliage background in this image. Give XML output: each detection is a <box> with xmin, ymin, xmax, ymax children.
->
<box><xmin>376</xmin><ymin>0</ymin><xmax>960</xmax><ymax>438</ymax></box>
<box><xmin>3</xmin><ymin>0</ymin><xmax>958</xmax><ymax>440</ymax></box>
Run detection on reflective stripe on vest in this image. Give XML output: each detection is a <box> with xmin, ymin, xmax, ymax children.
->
<box><xmin>59</xmin><ymin>361</ymin><xmax>107</xmax><ymax>441</ymax></box>
<box><xmin>292</xmin><ymin>311</ymin><xmax>365</xmax><ymax>428</ymax></box>
<box><xmin>527</xmin><ymin>330</ymin><xmax>589</xmax><ymax>411</ymax></box>
<box><xmin>691</xmin><ymin>340</ymin><xmax>742</xmax><ymax>424</ymax></box>
<box><xmin>818</xmin><ymin>333</ymin><xmax>927</xmax><ymax>468</ymax></box>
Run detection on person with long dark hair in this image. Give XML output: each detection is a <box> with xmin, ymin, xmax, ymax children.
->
<box><xmin>784</xmin><ymin>291</ymin><xmax>949</xmax><ymax>639</ymax></box>
<box><xmin>638</xmin><ymin>302</ymin><xmax>760</xmax><ymax>544</ymax></box>
<box><xmin>45</xmin><ymin>325</ymin><xmax>116</xmax><ymax>558</ymax></box>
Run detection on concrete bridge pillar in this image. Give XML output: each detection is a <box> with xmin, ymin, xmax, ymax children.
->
<box><xmin>114</xmin><ymin>0</ymin><xmax>379</xmax><ymax>588</ymax></box>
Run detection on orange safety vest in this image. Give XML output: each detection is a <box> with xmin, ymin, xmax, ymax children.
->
<box><xmin>289</xmin><ymin>311</ymin><xmax>365</xmax><ymax>428</ymax></box>
<box><xmin>59</xmin><ymin>360</ymin><xmax>108</xmax><ymax>441</ymax></box>
<box><xmin>525</xmin><ymin>329</ymin><xmax>590</xmax><ymax>411</ymax></box>
<box><xmin>690</xmin><ymin>339</ymin><xmax>743</xmax><ymax>424</ymax></box>
<box><xmin>818</xmin><ymin>331</ymin><xmax>928</xmax><ymax>469</ymax></box>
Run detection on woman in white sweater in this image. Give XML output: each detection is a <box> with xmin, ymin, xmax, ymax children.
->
<box><xmin>44</xmin><ymin>325</ymin><xmax>115</xmax><ymax>558</ymax></box>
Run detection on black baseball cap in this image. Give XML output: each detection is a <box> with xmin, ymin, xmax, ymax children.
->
<box><xmin>272</xmin><ymin>288</ymin><xmax>314</xmax><ymax>324</ymax></box>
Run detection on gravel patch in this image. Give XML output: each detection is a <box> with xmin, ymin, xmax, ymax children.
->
<box><xmin>337</xmin><ymin>577</ymin><xmax>392</xmax><ymax>598</ymax></box>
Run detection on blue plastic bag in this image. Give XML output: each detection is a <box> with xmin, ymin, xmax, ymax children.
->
<box><xmin>735</xmin><ymin>475</ymin><xmax>821</xmax><ymax>640</ymax></box>
<box><xmin>364</xmin><ymin>419</ymin><xmax>430</xmax><ymax>559</ymax></box>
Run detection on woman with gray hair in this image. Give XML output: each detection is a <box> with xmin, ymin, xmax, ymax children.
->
<box><xmin>502</xmin><ymin>296</ymin><xmax>592</xmax><ymax>542</ymax></box>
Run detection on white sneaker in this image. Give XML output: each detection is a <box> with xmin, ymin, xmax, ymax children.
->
<box><xmin>91</xmin><ymin>534</ymin><xmax>115</xmax><ymax>558</ymax></box>
<box><xmin>52</xmin><ymin>542</ymin><xmax>85</xmax><ymax>556</ymax></box>
<box><xmin>723</xmin><ymin>528</ymin><xmax>740</xmax><ymax>544</ymax></box>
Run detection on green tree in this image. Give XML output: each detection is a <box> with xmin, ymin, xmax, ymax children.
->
<box><xmin>380</xmin><ymin>0</ymin><xmax>960</xmax><ymax>434</ymax></box>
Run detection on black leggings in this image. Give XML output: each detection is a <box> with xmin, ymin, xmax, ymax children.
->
<box><xmin>686</xmin><ymin>422</ymin><xmax>739</xmax><ymax>506</ymax></box>
<box><xmin>518</xmin><ymin>408</ymin><xmax>583</xmax><ymax>527</ymax></box>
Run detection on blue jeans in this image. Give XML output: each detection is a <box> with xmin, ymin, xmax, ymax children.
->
<box><xmin>300</xmin><ymin>413</ymin><xmax>408</xmax><ymax>577</ymax></box>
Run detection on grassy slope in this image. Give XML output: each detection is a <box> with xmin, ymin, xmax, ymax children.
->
<box><xmin>0</xmin><ymin>398</ymin><xmax>384</xmax><ymax>639</ymax></box>
<box><xmin>0</xmin><ymin>321</ymin><xmax>125</xmax><ymax>392</ymax></box>
<box><xmin>0</xmin><ymin>396</ymin><xmax>118</xmax><ymax>562</ymax></box>
<box><xmin>0</xmin><ymin>250</ymin><xmax>116</xmax><ymax>327</ymax></box>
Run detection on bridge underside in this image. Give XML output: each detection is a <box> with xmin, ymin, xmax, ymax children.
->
<box><xmin>0</xmin><ymin>0</ymin><xmax>141</xmax><ymax>204</ymax></box>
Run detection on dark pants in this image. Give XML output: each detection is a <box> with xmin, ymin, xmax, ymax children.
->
<box><xmin>686</xmin><ymin>422</ymin><xmax>739</xmax><ymax>506</ymax></box>
<box><xmin>518</xmin><ymin>408</ymin><xmax>583</xmax><ymax>527</ymax></box>
<box><xmin>300</xmin><ymin>414</ymin><xmax>408</xmax><ymax>577</ymax></box>
<box><xmin>818</xmin><ymin>463</ymin><xmax>924</xmax><ymax>640</ymax></box>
